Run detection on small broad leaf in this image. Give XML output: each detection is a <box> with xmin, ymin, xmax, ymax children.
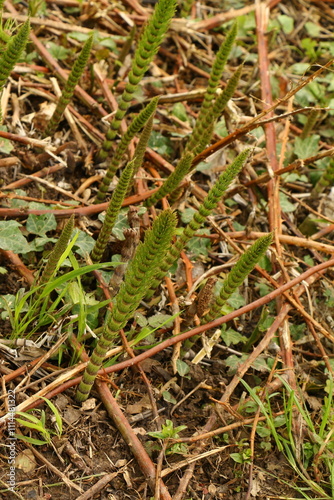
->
<box><xmin>294</xmin><ymin>134</ymin><xmax>320</xmax><ymax>159</ymax></box>
<box><xmin>26</xmin><ymin>213</ymin><xmax>57</xmax><ymax>235</ymax></box>
<box><xmin>0</xmin><ymin>126</ymin><xmax>13</xmax><ymax>153</ymax></box>
<box><xmin>46</xmin><ymin>41</ymin><xmax>71</xmax><ymax>60</ymax></box>
<box><xmin>73</xmin><ymin>230</ymin><xmax>95</xmax><ymax>257</ymax></box>
<box><xmin>0</xmin><ymin>221</ymin><xmax>30</xmax><ymax>253</ymax></box>
<box><xmin>172</xmin><ymin>102</ymin><xmax>188</xmax><ymax>122</ymax></box>
<box><xmin>148</xmin><ymin>130</ymin><xmax>173</xmax><ymax>156</ymax></box>
<box><xmin>148</xmin><ymin>313</ymin><xmax>174</xmax><ymax>328</ymax></box>
<box><xmin>162</xmin><ymin>391</ymin><xmax>177</xmax><ymax>404</ymax></box>
<box><xmin>221</xmin><ymin>328</ymin><xmax>247</xmax><ymax>346</ymax></box>
<box><xmin>227</xmin><ymin>290</ymin><xmax>246</xmax><ymax>309</ymax></box>
<box><xmin>277</xmin><ymin>14</ymin><xmax>294</xmax><ymax>34</ymax></box>
<box><xmin>176</xmin><ymin>359</ymin><xmax>190</xmax><ymax>377</ymax></box>
<box><xmin>279</xmin><ymin>192</ymin><xmax>297</xmax><ymax>213</ymax></box>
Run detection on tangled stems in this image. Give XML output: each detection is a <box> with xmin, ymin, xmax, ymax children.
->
<box><xmin>76</xmin><ymin>210</ymin><xmax>177</xmax><ymax>402</ymax></box>
<box><xmin>144</xmin><ymin>152</ymin><xmax>193</xmax><ymax>208</ymax></box>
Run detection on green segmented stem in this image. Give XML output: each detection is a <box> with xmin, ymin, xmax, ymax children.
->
<box><xmin>180</xmin><ymin>0</ymin><xmax>194</xmax><ymax>18</ymax></box>
<box><xmin>300</xmin><ymin>109</ymin><xmax>320</xmax><ymax>140</ymax></box>
<box><xmin>97</xmin><ymin>0</ymin><xmax>177</xmax><ymax>162</ymax></box>
<box><xmin>95</xmin><ymin>97</ymin><xmax>159</xmax><ymax>204</ymax></box>
<box><xmin>0</xmin><ymin>19</ymin><xmax>30</xmax><ymax>94</ymax></box>
<box><xmin>186</xmin><ymin>22</ymin><xmax>237</xmax><ymax>155</ymax></box>
<box><xmin>35</xmin><ymin>216</ymin><xmax>74</xmax><ymax>294</ymax></box>
<box><xmin>127</xmin><ymin>114</ymin><xmax>154</xmax><ymax>195</ymax></box>
<box><xmin>76</xmin><ymin>210</ymin><xmax>177</xmax><ymax>402</ymax></box>
<box><xmin>212</xmin><ymin>66</ymin><xmax>242</xmax><ymax>121</ymax></box>
<box><xmin>91</xmin><ymin>160</ymin><xmax>135</xmax><ymax>263</ymax></box>
<box><xmin>145</xmin><ymin>149</ymin><xmax>250</xmax><ymax>299</ymax></box>
<box><xmin>144</xmin><ymin>152</ymin><xmax>193</xmax><ymax>208</ymax></box>
<box><xmin>204</xmin><ymin>233</ymin><xmax>272</xmax><ymax>322</ymax></box>
<box><xmin>165</xmin><ymin>65</ymin><xmax>242</xmax><ymax>204</ymax></box>
<box><xmin>44</xmin><ymin>35</ymin><xmax>93</xmax><ymax>137</ymax></box>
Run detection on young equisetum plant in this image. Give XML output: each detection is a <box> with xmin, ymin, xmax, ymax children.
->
<box><xmin>142</xmin><ymin>23</ymin><xmax>240</xmax><ymax>207</ymax></box>
<box><xmin>96</xmin><ymin>0</ymin><xmax>177</xmax><ymax>163</ymax></box>
<box><xmin>95</xmin><ymin>96</ymin><xmax>159</xmax><ymax>203</ymax></box>
<box><xmin>76</xmin><ymin>210</ymin><xmax>177</xmax><ymax>402</ymax></box>
<box><xmin>34</xmin><ymin>216</ymin><xmax>74</xmax><ymax>297</ymax></box>
<box><xmin>145</xmin><ymin>149</ymin><xmax>251</xmax><ymax>299</ymax></box>
<box><xmin>44</xmin><ymin>34</ymin><xmax>93</xmax><ymax>137</ymax></box>
<box><xmin>204</xmin><ymin>233</ymin><xmax>273</xmax><ymax>322</ymax></box>
<box><xmin>90</xmin><ymin>160</ymin><xmax>135</xmax><ymax>263</ymax></box>
<box><xmin>0</xmin><ymin>19</ymin><xmax>30</xmax><ymax>120</ymax></box>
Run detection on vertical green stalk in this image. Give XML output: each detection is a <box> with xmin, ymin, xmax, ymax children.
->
<box><xmin>0</xmin><ymin>19</ymin><xmax>30</xmax><ymax>94</ymax></box>
<box><xmin>180</xmin><ymin>0</ymin><xmax>194</xmax><ymax>18</ymax></box>
<box><xmin>44</xmin><ymin>34</ymin><xmax>93</xmax><ymax>137</ymax></box>
<box><xmin>145</xmin><ymin>149</ymin><xmax>250</xmax><ymax>299</ymax></box>
<box><xmin>133</xmin><ymin>114</ymin><xmax>154</xmax><ymax>178</ymax></box>
<box><xmin>95</xmin><ymin>97</ymin><xmax>159</xmax><ymax>203</ymax></box>
<box><xmin>91</xmin><ymin>160</ymin><xmax>135</xmax><ymax>263</ymax></box>
<box><xmin>300</xmin><ymin>109</ymin><xmax>320</xmax><ymax>140</ymax></box>
<box><xmin>185</xmin><ymin>21</ymin><xmax>237</xmax><ymax>155</ymax></box>
<box><xmin>97</xmin><ymin>0</ymin><xmax>177</xmax><ymax>162</ymax></box>
<box><xmin>127</xmin><ymin>114</ymin><xmax>154</xmax><ymax>195</ymax></box>
<box><xmin>161</xmin><ymin>65</ymin><xmax>242</xmax><ymax>206</ymax></box>
<box><xmin>76</xmin><ymin>210</ymin><xmax>177</xmax><ymax>402</ymax></box>
<box><xmin>35</xmin><ymin>216</ymin><xmax>74</xmax><ymax>294</ymax></box>
<box><xmin>144</xmin><ymin>152</ymin><xmax>193</xmax><ymax>207</ymax></box>
<box><xmin>204</xmin><ymin>233</ymin><xmax>272</xmax><ymax>322</ymax></box>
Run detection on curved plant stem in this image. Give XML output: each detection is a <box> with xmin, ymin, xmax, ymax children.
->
<box><xmin>97</xmin><ymin>0</ymin><xmax>176</xmax><ymax>162</ymax></box>
<box><xmin>91</xmin><ymin>160</ymin><xmax>135</xmax><ymax>263</ymax></box>
<box><xmin>144</xmin><ymin>152</ymin><xmax>193</xmax><ymax>207</ymax></box>
<box><xmin>95</xmin><ymin>97</ymin><xmax>159</xmax><ymax>203</ymax></box>
<box><xmin>35</xmin><ymin>215</ymin><xmax>74</xmax><ymax>294</ymax></box>
<box><xmin>185</xmin><ymin>21</ymin><xmax>237</xmax><ymax>155</ymax></box>
<box><xmin>0</xmin><ymin>19</ymin><xmax>30</xmax><ymax>94</ymax></box>
<box><xmin>76</xmin><ymin>210</ymin><xmax>177</xmax><ymax>402</ymax></box>
<box><xmin>204</xmin><ymin>233</ymin><xmax>273</xmax><ymax>322</ymax></box>
<box><xmin>44</xmin><ymin>34</ymin><xmax>93</xmax><ymax>137</ymax></box>
<box><xmin>146</xmin><ymin>149</ymin><xmax>250</xmax><ymax>298</ymax></box>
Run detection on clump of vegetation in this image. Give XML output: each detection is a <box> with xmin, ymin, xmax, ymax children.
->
<box><xmin>1</xmin><ymin>1</ymin><xmax>334</xmax><ymax>499</ymax></box>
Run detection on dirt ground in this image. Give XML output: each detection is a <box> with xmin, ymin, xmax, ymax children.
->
<box><xmin>1</xmin><ymin>0</ymin><xmax>334</xmax><ymax>499</ymax></box>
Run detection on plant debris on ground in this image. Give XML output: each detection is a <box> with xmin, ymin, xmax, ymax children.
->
<box><xmin>1</xmin><ymin>0</ymin><xmax>334</xmax><ymax>499</ymax></box>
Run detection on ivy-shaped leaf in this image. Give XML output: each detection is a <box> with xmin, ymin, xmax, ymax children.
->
<box><xmin>26</xmin><ymin>214</ymin><xmax>57</xmax><ymax>235</ymax></box>
<box><xmin>0</xmin><ymin>221</ymin><xmax>30</xmax><ymax>253</ymax></box>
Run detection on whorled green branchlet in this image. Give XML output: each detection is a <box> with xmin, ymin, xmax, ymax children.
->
<box><xmin>97</xmin><ymin>0</ymin><xmax>177</xmax><ymax>162</ymax></box>
<box><xmin>35</xmin><ymin>215</ymin><xmax>74</xmax><ymax>294</ymax></box>
<box><xmin>0</xmin><ymin>19</ymin><xmax>30</xmax><ymax>94</ymax></box>
<box><xmin>204</xmin><ymin>233</ymin><xmax>273</xmax><ymax>322</ymax></box>
<box><xmin>180</xmin><ymin>0</ymin><xmax>194</xmax><ymax>18</ymax></box>
<box><xmin>195</xmin><ymin>65</ymin><xmax>243</xmax><ymax>153</ymax></box>
<box><xmin>76</xmin><ymin>210</ymin><xmax>177</xmax><ymax>402</ymax></box>
<box><xmin>95</xmin><ymin>97</ymin><xmax>159</xmax><ymax>204</ymax></box>
<box><xmin>185</xmin><ymin>21</ymin><xmax>237</xmax><ymax>155</ymax></box>
<box><xmin>44</xmin><ymin>34</ymin><xmax>93</xmax><ymax>137</ymax></box>
<box><xmin>91</xmin><ymin>160</ymin><xmax>135</xmax><ymax>263</ymax></box>
<box><xmin>145</xmin><ymin>149</ymin><xmax>250</xmax><ymax>299</ymax></box>
<box><xmin>127</xmin><ymin>114</ymin><xmax>154</xmax><ymax>196</ymax></box>
<box><xmin>144</xmin><ymin>152</ymin><xmax>193</xmax><ymax>208</ymax></box>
